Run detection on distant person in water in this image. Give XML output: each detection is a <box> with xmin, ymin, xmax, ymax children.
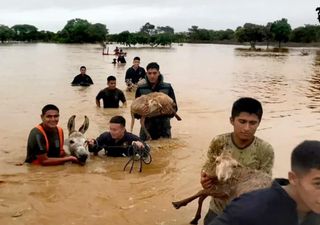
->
<box><xmin>125</xmin><ymin>56</ymin><xmax>146</xmax><ymax>90</ymax></box>
<box><xmin>114</xmin><ymin>46</ymin><xmax>120</xmax><ymax>55</ymax></box>
<box><xmin>96</xmin><ymin>75</ymin><xmax>126</xmax><ymax>108</ymax></box>
<box><xmin>71</xmin><ymin>66</ymin><xmax>94</xmax><ymax>86</ymax></box>
<box><xmin>117</xmin><ymin>49</ymin><xmax>126</xmax><ymax>64</ymax></box>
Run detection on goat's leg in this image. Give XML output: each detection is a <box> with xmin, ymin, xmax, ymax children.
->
<box><xmin>172</xmin><ymin>189</ymin><xmax>209</xmax><ymax>209</ymax></box>
<box><xmin>140</xmin><ymin>117</ymin><xmax>152</xmax><ymax>140</ymax></box>
<box><xmin>190</xmin><ymin>195</ymin><xmax>208</xmax><ymax>225</ymax></box>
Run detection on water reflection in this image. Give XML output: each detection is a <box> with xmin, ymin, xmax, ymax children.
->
<box><xmin>306</xmin><ymin>51</ymin><xmax>320</xmax><ymax>113</ymax></box>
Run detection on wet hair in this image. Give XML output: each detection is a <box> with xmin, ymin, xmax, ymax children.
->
<box><xmin>109</xmin><ymin>116</ymin><xmax>126</xmax><ymax>127</ymax></box>
<box><xmin>291</xmin><ymin>140</ymin><xmax>320</xmax><ymax>174</ymax></box>
<box><xmin>107</xmin><ymin>75</ymin><xmax>116</xmax><ymax>82</ymax></box>
<box><xmin>41</xmin><ymin>104</ymin><xmax>59</xmax><ymax>115</ymax></box>
<box><xmin>231</xmin><ymin>97</ymin><xmax>263</xmax><ymax>121</ymax></box>
<box><xmin>133</xmin><ymin>56</ymin><xmax>140</xmax><ymax>61</ymax></box>
<box><xmin>146</xmin><ymin>62</ymin><xmax>160</xmax><ymax>71</ymax></box>
<box><xmin>80</xmin><ymin>66</ymin><xmax>86</xmax><ymax>70</ymax></box>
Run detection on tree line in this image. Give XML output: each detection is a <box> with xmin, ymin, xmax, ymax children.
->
<box><xmin>1</xmin><ymin>17</ymin><xmax>320</xmax><ymax>48</ymax></box>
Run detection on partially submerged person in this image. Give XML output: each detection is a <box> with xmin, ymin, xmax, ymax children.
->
<box><xmin>114</xmin><ymin>46</ymin><xmax>119</xmax><ymax>55</ymax></box>
<box><xmin>135</xmin><ymin>62</ymin><xmax>178</xmax><ymax>141</ymax></box>
<box><xmin>209</xmin><ymin>140</ymin><xmax>320</xmax><ymax>225</ymax></box>
<box><xmin>201</xmin><ymin>97</ymin><xmax>274</xmax><ymax>224</ymax></box>
<box><xmin>88</xmin><ymin>116</ymin><xmax>149</xmax><ymax>157</ymax></box>
<box><xmin>96</xmin><ymin>75</ymin><xmax>126</xmax><ymax>108</ymax></box>
<box><xmin>125</xmin><ymin>56</ymin><xmax>146</xmax><ymax>89</ymax></box>
<box><xmin>117</xmin><ymin>50</ymin><xmax>126</xmax><ymax>64</ymax></box>
<box><xmin>25</xmin><ymin>104</ymin><xmax>79</xmax><ymax>166</ymax></box>
<box><xmin>71</xmin><ymin>66</ymin><xmax>94</xmax><ymax>86</ymax></box>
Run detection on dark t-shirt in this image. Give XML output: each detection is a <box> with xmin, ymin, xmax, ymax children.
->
<box><xmin>25</xmin><ymin>126</ymin><xmax>63</xmax><ymax>163</ymax></box>
<box><xmin>96</xmin><ymin>88</ymin><xmax>126</xmax><ymax>108</ymax></box>
<box><xmin>209</xmin><ymin>179</ymin><xmax>320</xmax><ymax>225</ymax></box>
<box><xmin>125</xmin><ymin>66</ymin><xmax>146</xmax><ymax>84</ymax></box>
<box><xmin>71</xmin><ymin>74</ymin><xmax>94</xmax><ymax>86</ymax></box>
<box><xmin>89</xmin><ymin>131</ymin><xmax>142</xmax><ymax>157</ymax></box>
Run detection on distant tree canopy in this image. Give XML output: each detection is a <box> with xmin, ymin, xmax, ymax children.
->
<box><xmin>316</xmin><ymin>7</ymin><xmax>320</xmax><ymax>23</ymax></box>
<box><xmin>1</xmin><ymin>17</ymin><xmax>320</xmax><ymax>47</ymax></box>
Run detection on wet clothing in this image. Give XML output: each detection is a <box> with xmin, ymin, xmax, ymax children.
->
<box><xmin>71</xmin><ymin>74</ymin><xmax>94</xmax><ymax>86</ymax></box>
<box><xmin>203</xmin><ymin>133</ymin><xmax>274</xmax><ymax>222</ymax></box>
<box><xmin>125</xmin><ymin>66</ymin><xmax>146</xmax><ymax>84</ymax></box>
<box><xmin>209</xmin><ymin>179</ymin><xmax>320</xmax><ymax>225</ymax></box>
<box><xmin>96</xmin><ymin>88</ymin><xmax>126</xmax><ymax>108</ymax></box>
<box><xmin>89</xmin><ymin>131</ymin><xmax>144</xmax><ymax>157</ymax></box>
<box><xmin>117</xmin><ymin>55</ymin><xmax>126</xmax><ymax>63</ymax></box>
<box><xmin>135</xmin><ymin>74</ymin><xmax>177</xmax><ymax>141</ymax></box>
<box><xmin>25</xmin><ymin>124</ymin><xmax>65</xmax><ymax>163</ymax></box>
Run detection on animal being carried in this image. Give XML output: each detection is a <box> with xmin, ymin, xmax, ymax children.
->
<box><xmin>172</xmin><ymin>150</ymin><xmax>272</xmax><ymax>224</ymax></box>
<box><xmin>64</xmin><ymin>115</ymin><xmax>90</xmax><ymax>164</ymax></box>
<box><xmin>130</xmin><ymin>92</ymin><xmax>182</xmax><ymax>140</ymax></box>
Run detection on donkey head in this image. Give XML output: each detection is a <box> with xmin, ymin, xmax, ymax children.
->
<box><xmin>64</xmin><ymin>115</ymin><xmax>90</xmax><ymax>164</ymax></box>
<box><xmin>215</xmin><ymin>150</ymin><xmax>240</xmax><ymax>182</ymax></box>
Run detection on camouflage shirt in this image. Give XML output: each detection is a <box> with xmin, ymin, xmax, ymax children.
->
<box><xmin>202</xmin><ymin>133</ymin><xmax>274</xmax><ymax>214</ymax></box>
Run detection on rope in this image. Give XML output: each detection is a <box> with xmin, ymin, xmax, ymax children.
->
<box><xmin>123</xmin><ymin>143</ymin><xmax>152</xmax><ymax>173</ymax></box>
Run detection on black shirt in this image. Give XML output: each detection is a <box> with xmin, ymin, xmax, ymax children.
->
<box><xmin>125</xmin><ymin>66</ymin><xmax>146</xmax><ymax>84</ymax></box>
<box><xmin>96</xmin><ymin>88</ymin><xmax>126</xmax><ymax>108</ymax></box>
<box><xmin>71</xmin><ymin>74</ymin><xmax>94</xmax><ymax>86</ymax></box>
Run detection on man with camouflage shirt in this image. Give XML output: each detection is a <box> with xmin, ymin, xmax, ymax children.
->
<box><xmin>201</xmin><ymin>97</ymin><xmax>274</xmax><ymax>225</ymax></box>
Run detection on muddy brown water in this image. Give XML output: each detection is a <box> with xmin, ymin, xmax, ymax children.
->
<box><xmin>0</xmin><ymin>43</ymin><xmax>320</xmax><ymax>224</ymax></box>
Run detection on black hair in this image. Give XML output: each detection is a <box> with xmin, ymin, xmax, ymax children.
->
<box><xmin>291</xmin><ymin>140</ymin><xmax>320</xmax><ymax>174</ymax></box>
<box><xmin>41</xmin><ymin>104</ymin><xmax>59</xmax><ymax>115</ymax></box>
<box><xmin>107</xmin><ymin>75</ymin><xmax>116</xmax><ymax>82</ymax></box>
<box><xmin>231</xmin><ymin>97</ymin><xmax>263</xmax><ymax>121</ymax></box>
<box><xmin>133</xmin><ymin>56</ymin><xmax>140</xmax><ymax>61</ymax></box>
<box><xmin>109</xmin><ymin>116</ymin><xmax>126</xmax><ymax>127</ymax></box>
<box><xmin>80</xmin><ymin>66</ymin><xmax>86</xmax><ymax>70</ymax></box>
<box><xmin>146</xmin><ymin>62</ymin><xmax>160</xmax><ymax>71</ymax></box>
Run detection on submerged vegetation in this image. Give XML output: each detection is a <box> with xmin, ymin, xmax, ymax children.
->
<box><xmin>1</xmin><ymin>11</ymin><xmax>320</xmax><ymax>48</ymax></box>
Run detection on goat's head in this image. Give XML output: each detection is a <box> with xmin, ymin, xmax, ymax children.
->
<box><xmin>148</xmin><ymin>99</ymin><xmax>162</xmax><ymax>113</ymax></box>
<box><xmin>64</xmin><ymin>115</ymin><xmax>90</xmax><ymax>164</ymax></box>
<box><xmin>215</xmin><ymin>150</ymin><xmax>240</xmax><ymax>182</ymax></box>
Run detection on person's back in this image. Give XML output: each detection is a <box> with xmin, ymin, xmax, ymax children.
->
<box><xmin>96</xmin><ymin>75</ymin><xmax>126</xmax><ymax>108</ymax></box>
<box><xmin>201</xmin><ymin>97</ymin><xmax>274</xmax><ymax>224</ymax></box>
<box><xmin>71</xmin><ymin>66</ymin><xmax>94</xmax><ymax>86</ymax></box>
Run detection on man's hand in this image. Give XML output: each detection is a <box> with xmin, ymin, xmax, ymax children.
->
<box><xmin>87</xmin><ymin>139</ymin><xmax>96</xmax><ymax>147</ymax></box>
<box><xmin>201</xmin><ymin>170</ymin><xmax>214</xmax><ymax>189</ymax></box>
<box><xmin>132</xmin><ymin>141</ymin><xmax>145</xmax><ymax>149</ymax></box>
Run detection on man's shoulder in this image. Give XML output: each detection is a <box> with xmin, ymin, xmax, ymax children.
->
<box><xmin>253</xmin><ymin>136</ymin><xmax>274</xmax><ymax>152</ymax></box>
<box><xmin>124</xmin><ymin>132</ymin><xmax>140</xmax><ymax>140</ymax></box>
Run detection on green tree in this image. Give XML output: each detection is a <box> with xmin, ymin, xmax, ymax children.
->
<box><xmin>235</xmin><ymin>23</ymin><xmax>265</xmax><ymax>49</ymax></box>
<box><xmin>0</xmin><ymin>25</ymin><xmax>14</xmax><ymax>42</ymax></box>
<box><xmin>88</xmin><ymin>23</ymin><xmax>108</xmax><ymax>42</ymax></box>
<box><xmin>11</xmin><ymin>24</ymin><xmax>38</xmax><ymax>41</ymax></box>
<box><xmin>263</xmin><ymin>22</ymin><xmax>273</xmax><ymax>49</ymax></box>
<box><xmin>156</xmin><ymin>26</ymin><xmax>174</xmax><ymax>34</ymax></box>
<box><xmin>270</xmin><ymin>18</ymin><xmax>291</xmax><ymax>48</ymax></box>
<box><xmin>140</xmin><ymin>22</ymin><xmax>156</xmax><ymax>35</ymax></box>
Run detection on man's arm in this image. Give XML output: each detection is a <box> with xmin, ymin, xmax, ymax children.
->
<box><xmin>168</xmin><ymin>86</ymin><xmax>178</xmax><ymax>111</ymax></box>
<box><xmin>96</xmin><ymin>92</ymin><xmax>102</xmax><ymax>107</ymax></box>
<box><xmin>257</xmin><ymin>142</ymin><xmax>274</xmax><ymax>175</ymax></box>
<box><xmin>36</xmin><ymin>154</ymin><xmax>79</xmax><ymax>166</ymax></box>
<box><xmin>120</xmin><ymin>91</ymin><xmax>127</xmax><ymax>107</ymax></box>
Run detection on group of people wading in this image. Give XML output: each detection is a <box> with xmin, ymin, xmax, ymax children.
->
<box><xmin>25</xmin><ymin>49</ymin><xmax>320</xmax><ymax>225</ymax></box>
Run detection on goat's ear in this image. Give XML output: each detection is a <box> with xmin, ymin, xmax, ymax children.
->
<box><xmin>67</xmin><ymin>115</ymin><xmax>76</xmax><ymax>135</ymax></box>
<box><xmin>79</xmin><ymin>115</ymin><xmax>89</xmax><ymax>134</ymax></box>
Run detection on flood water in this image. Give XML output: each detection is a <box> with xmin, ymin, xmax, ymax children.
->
<box><xmin>0</xmin><ymin>43</ymin><xmax>320</xmax><ymax>225</ymax></box>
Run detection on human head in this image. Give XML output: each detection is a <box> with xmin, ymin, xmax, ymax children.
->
<box><xmin>288</xmin><ymin>140</ymin><xmax>320</xmax><ymax>213</ymax></box>
<box><xmin>107</xmin><ymin>75</ymin><xmax>117</xmax><ymax>90</ymax></box>
<box><xmin>230</xmin><ymin>97</ymin><xmax>263</xmax><ymax>142</ymax></box>
<box><xmin>109</xmin><ymin>116</ymin><xmax>126</xmax><ymax>140</ymax></box>
<box><xmin>146</xmin><ymin>62</ymin><xmax>160</xmax><ymax>84</ymax></box>
<box><xmin>133</xmin><ymin>56</ymin><xmax>141</xmax><ymax>68</ymax></box>
<box><xmin>41</xmin><ymin>104</ymin><xmax>59</xmax><ymax>130</ymax></box>
<box><xmin>80</xmin><ymin>66</ymin><xmax>86</xmax><ymax>75</ymax></box>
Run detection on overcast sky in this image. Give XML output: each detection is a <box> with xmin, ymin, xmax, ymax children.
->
<box><xmin>0</xmin><ymin>0</ymin><xmax>319</xmax><ymax>33</ymax></box>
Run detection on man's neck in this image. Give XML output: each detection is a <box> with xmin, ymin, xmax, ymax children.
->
<box><xmin>283</xmin><ymin>185</ymin><xmax>310</xmax><ymax>216</ymax></box>
<box><xmin>231</xmin><ymin>133</ymin><xmax>254</xmax><ymax>149</ymax></box>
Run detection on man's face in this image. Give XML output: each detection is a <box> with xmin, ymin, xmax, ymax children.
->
<box><xmin>41</xmin><ymin>110</ymin><xmax>59</xmax><ymax>129</ymax></box>
<box><xmin>133</xmin><ymin>60</ymin><xmax>140</xmax><ymax>68</ymax></box>
<box><xmin>290</xmin><ymin>169</ymin><xmax>320</xmax><ymax>214</ymax></box>
<box><xmin>146</xmin><ymin>68</ymin><xmax>160</xmax><ymax>84</ymax></box>
<box><xmin>109</xmin><ymin>123</ymin><xmax>125</xmax><ymax>140</ymax></box>
<box><xmin>80</xmin><ymin>68</ymin><xmax>86</xmax><ymax>75</ymax></box>
<box><xmin>107</xmin><ymin>80</ymin><xmax>116</xmax><ymax>90</ymax></box>
<box><xmin>230</xmin><ymin>112</ymin><xmax>260</xmax><ymax>142</ymax></box>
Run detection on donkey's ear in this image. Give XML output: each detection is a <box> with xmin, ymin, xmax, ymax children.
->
<box><xmin>79</xmin><ymin>115</ymin><xmax>89</xmax><ymax>134</ymax></box>
<box><xmin>67</xmin><ymin>115</ymin><xmax>76</xmax><ymax>135</ymax></box>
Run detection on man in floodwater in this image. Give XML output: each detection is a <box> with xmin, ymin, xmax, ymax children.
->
<box><xmin>201</xmin><ymin>97</ymin><xmax>274</xmax><ymax>224</ymax></box>
<box><xmin>209</xmin><ymin>140</ymin><xmax>320</xmax><ymax>225</ymax></box>
<box><xmin>125</xmin><ymin>56</ymin><xmax>146</xmax><ymax>91</ymax></box>
<box><xmin>135</xmin><ymin>62</ymin><xmax>178</xmax><ymax>141</ymax></box>
<box><xmin>25</xmin><ymin>104</ymin><xmax>79</xmax><ymax>166</ymax></box>
<box><xmin>71</xmin><ymin>66</ymin><xmax>94</xmax><ymax>86</ymax></box>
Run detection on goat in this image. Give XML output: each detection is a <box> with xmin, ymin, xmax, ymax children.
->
<box><xmin>130</xmin><ymin>92</ymin><xmax>182</xmax><ymax>140</ymax></box>
<box><xmin>172</xmin><ymin>150</ymin><xmax>272</xmax><ymax>224</ymax></box>
<box><xmin>63</xmin><ymin>115</ymin><xmax>90</xmax><ymax>164</ymax></box>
